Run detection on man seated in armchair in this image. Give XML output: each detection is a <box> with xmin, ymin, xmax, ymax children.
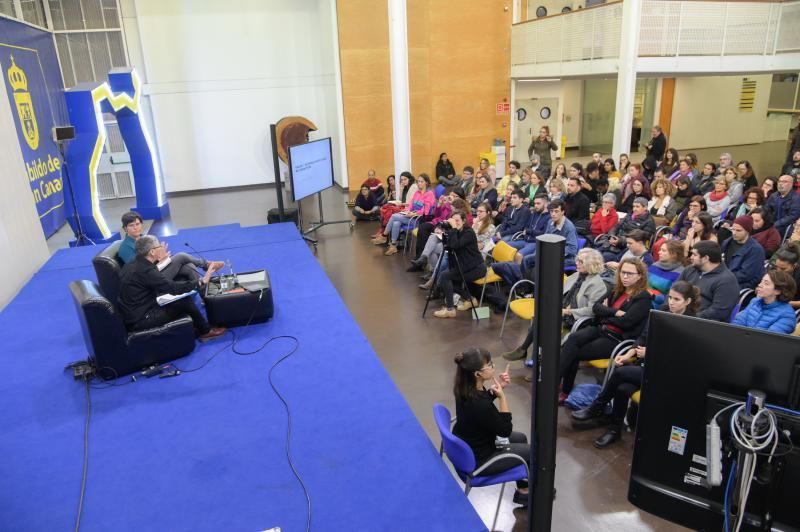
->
<box><xmin>118</xmin><ymin>235</ymin><xmax>227</xmax><ymax>341</ymax></box>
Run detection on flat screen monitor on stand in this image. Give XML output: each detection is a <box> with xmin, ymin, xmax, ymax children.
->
<box><xmin>287</xmin><ymin>137</ymin><xmax>351</xmax><ymax>247</ymax></box>
<box><xmin>628</xmin><ymin>311</ymin><xmax>800</xmax><ymax>531</ymax></box>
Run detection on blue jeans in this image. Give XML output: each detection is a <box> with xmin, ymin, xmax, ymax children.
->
<box><xmin>509</xmin><ymin>240</ymin><xmax>537</xmax><ymax>257</ymax></box>
<box><xmin>386</xmin><ymin>213</ymin><xmax>414</xmax><ymax>242</ymax></box>
<box><xmin>493</xmin><ymin>261</ymin><xmax>523</xmax><ymax>286</ymax></box>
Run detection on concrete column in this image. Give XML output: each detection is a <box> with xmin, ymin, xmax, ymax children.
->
<box><xmin>388</xmin><ymin>0</ymin><xmax>411</xmax><ymax>200</ymax></box>
<box><xmin>611</xmin><ymin>0</ymin><xmax>643</xmax><ymax>158</ymax></box>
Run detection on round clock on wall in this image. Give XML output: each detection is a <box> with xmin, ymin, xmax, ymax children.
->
<box><xmin>516</xmin><ymin>108</ymin><xmax>527</xmax><ymax>121</ymax></box>
<box><xmin>536</xmin><ymin>6</ymin><xmax>547</xmax><ymax>17</ymax></box>
<box><xmin>539</xmin><ymin>106</ymin><xmax>551</xmax><ymax>119</ymax></box>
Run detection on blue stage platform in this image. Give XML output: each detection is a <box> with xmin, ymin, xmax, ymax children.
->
<box><xmin>0</xmin><ymin>223</ymin><xmax>485</xmax><ymax>531</ymax></box>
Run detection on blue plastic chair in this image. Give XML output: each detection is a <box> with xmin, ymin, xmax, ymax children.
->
<box><xmin>435</xmin><ymin>184</ymin><xmax>446</xmax><ymax>199</ymax></box>
<box><xmin>433</xmin><ymin>404</ymin><xmax>529</xmax><ymax>530</ymax></box>
<box><xmin>400</xmin><ymin>203</ymin><xmax>436</xmax><ymax>255</ymax></box>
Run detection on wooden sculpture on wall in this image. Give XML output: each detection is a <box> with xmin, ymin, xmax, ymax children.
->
<box><xmin>275</xmin><ymin>116</ymin><xmax>317</xmax><ymax>163</ymax></box>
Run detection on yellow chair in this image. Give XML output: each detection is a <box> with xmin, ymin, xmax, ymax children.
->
<box><xmin>631</xmin><ymin>390</ymin><xmax>641</xmax><ymax>404</ymax></box>
<box><xmin>583</xmin><ymin>339</ymin><xmax>637</xmax><ymax>387</ymax></box>
<box><xmin>473</xmin><ymin>240</ymin><xmax>518</xmax><ymax>307</ymax></box>
<box><xmin>499</xmin><ymin>275</ymin><xmax>568</xmax><ymax>338</ymax></box>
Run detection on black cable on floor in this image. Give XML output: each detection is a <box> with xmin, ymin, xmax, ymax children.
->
<box><xmin>264</xmin><ymin>336</ymin><xmax>311</xmax><ymax>532</ymax></box>
<box><xmin>75</xmin><ymin>378</ymin><xmax>90</xmax><ymax>532</ymax></box>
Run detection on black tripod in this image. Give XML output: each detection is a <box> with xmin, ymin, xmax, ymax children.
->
<box><xmin>56</xmin><ymin>141</ymin><xmax>95</xmax><ymax>246</ymax></box>
<box><xmin>421</xmin><ymin>241</ymin><xmax>480</xmax><ymax>320</ymax></box>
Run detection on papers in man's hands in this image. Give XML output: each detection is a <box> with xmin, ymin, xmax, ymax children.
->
<box><xmin>156</xmin><ymin>256</ymin><xmax>171</xmax><ymax>271</ymax></box>
<box><xmin>156</xmin><ymin>290</ymin><xmax>196</xmax><ymax>306</ymax></box>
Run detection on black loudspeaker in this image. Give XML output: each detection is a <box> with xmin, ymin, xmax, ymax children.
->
<box><xmin>268</xmin><ymin>207</ymin><xmax>299</xmax><ymax>225</ymax></box>
<box><xmin>52</xmin><ymin>126</ymin><xmax>75</xmax><ymax>142</ymax></box>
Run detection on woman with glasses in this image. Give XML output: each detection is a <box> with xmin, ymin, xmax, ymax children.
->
<box><xmin>572</xmin><ymin>281</ymin><xmax>699</xmax><ymax>448</ymax></box>
<box><xmin>452</xmin><ymin>348</ymin><xmax>530</xmax><ymax>506</ymax></box>
<box><xmin>704</xmin><ymin>177</ymin><xmax>732</xmax><ymax>222</ymax></box>
<box><xmin>558</xmin><ymin>258</ymin><xmax>651</xmax><ymax>402</ymax></box>
<box><xmin>670</xmin><ymin>195</ymin><xmax>706</xmax><ymax>240</ymax></box>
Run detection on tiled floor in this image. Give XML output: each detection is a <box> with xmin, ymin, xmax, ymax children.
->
<box><xmin>47</xmin><ymin>139</ymin><xmax>791</xmax><ymax>530</ymax></box>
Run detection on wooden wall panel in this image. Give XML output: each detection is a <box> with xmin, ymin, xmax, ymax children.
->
<box><xmin>408</xmin><ymin>0</ymin><xmax>512</xmax><ymax>179</ymax></box>
<box><xmin>337</xmin><ymin>0</ymin><xmax>394</xmax><ymax>191</ymax></box>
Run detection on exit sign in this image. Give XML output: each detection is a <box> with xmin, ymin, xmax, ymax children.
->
<box><xmin>496</xmin><ymin>102</ymin><xmax>510</xmax><ymax>114</ymax></box>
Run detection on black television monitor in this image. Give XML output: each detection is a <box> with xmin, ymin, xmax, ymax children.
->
<box><xmin>287</xmin><ymin>137</ymin><xmax>334</xmax><ymax>202</ymax></box>
<box><xmin>629</xmin><ymin>312</ymin><xmax>800</xmax><ymax>531</ymax></box>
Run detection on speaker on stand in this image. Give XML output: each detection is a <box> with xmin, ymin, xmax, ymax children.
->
<box><xmin>53</xmin><ymin>125</ymin><xmax>94</xmax><ymax>246</ymax></box>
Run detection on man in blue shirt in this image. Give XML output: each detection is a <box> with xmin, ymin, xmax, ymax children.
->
<box><xmin>766</xmin><ymin>174</ymin><xmax>800</xmax><ymax>238</ymax></box>
<box><xmin>506</xmin><ymin>193</ymin><xmax>550</xmax><ymax>260</ymax></box>
<box><xmin>494</xmin><ymin>189</ymin><xmax>531</xmax><ymax>242</ymax></box>
<box><xmin>493</xmin><ymin>198</ymin><xmax>578</xmax><ymax>286</ymax></box>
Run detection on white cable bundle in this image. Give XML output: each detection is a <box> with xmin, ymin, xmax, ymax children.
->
<box><xmin>727</xmin><ymin>405</ymin><xmax>779</xmax><ymax>532</ymax></box>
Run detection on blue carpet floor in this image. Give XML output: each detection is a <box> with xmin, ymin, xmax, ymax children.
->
<box><xmin>0</xmin><ymin>223</ymin><xmax>485</xmax><ymax>531</ymax></box>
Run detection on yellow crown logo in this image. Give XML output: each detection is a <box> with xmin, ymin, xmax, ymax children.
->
<box><xmin>7</xmin><ymin>55</ymin><xmax>28</xmax><ymax>93</ymax></box>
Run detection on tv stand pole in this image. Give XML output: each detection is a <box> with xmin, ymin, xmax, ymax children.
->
<box><xmin>296</xmin><ymin>199</ymin><xmax>318</xmax><ymax>249</ymax></box>
<box><xmin>304</xmin><ymin>190</ymin><xmax>352</xmax><ymax>236</ymax></box>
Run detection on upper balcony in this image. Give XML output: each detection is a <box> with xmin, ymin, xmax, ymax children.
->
<box><xmin>511</xmin><ymin>0</ymin><xmax>800</xmax><ymax>78</ymax></box>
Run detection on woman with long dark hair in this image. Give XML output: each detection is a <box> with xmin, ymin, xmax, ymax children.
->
<box><xmin>435</xmin><ymin>152</ymin><xmax>456</xmax><ymax>185</ymax></box>
<box><xmin>373</xmin><ymin>172</ymin><xmax>416</xmax><ymax>238</ymax></box>
<box><xmin>528</xmin><ymin>125</ymin><xmax>558</xmax><ymax>177</ymax></box>
<box><xmin>737</xmin><ymin>160</ymin><xmax>758</xmax><ymax>190</ymax></box>
<box><xmin>683</xmin><ymin>211</ymin><xmax>717</xmax><ymax>255</ymax></box>
<box><xmin>572</xmin><ymin>281</ymin><xmax>700</xmax><ymax>447</ymax></box>
<box><xmin>558</xmin><ymin>257</ymin><xmax>652</xmax><ymax>401</ymax></box>
<box><xmin>452</xmin><ymin>347</ymin><xmax>530</xmax><ymax>506</ymax></box>
<box><xmin>670</xmin><ymin>195</ymin><xmax>706</xmax><ymax>240</ymax></box>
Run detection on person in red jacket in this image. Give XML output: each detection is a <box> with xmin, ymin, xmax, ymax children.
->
<box><xmin>591</xmin><ymin>193</ymin><xmax>619</xmax><ymax>238</ymax></box>
<box><xmin>750</xmin><ymin>207</ymin><xmax>782</xmax><ymax>257</ymax></box>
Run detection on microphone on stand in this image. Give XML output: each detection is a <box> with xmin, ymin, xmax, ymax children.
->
<box><xmin>185</xmin><ymin>241</ymin><xmax>222</xmax><ymax>290</ymax></box>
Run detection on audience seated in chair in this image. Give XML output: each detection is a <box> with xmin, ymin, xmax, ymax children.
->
<box><xmin>501</xmin><ymin>248</ymin><xmax>607</xmax><ymax>363</ymax></box>
<box><xmin>373</xmin><ymin>173</ymin><xmax>435</xmax><ymax>256</ymax></box>
<box><xmin>705</xmin><ymin>177</ymin><xmax>732</xmax><ymax>223</ymax></box>
<box><xmin>472</xmin><ymin>202</ymin><xmax>497</xmax><ymax>258</ymax></box>
<box><xmin>721</xmin><ymin>215</ymin><xmax>765</xmax><ymax>290</ymax></box>
<box><xmin>647</xmin><ymin>178</ymin><xmax>679</xmax><ymax>227</ymax></box>
<box><xmin>749</xmin><ymin>207</ymin><xmax>781</xmax><ymax>257</ymax></box>
<box><xmin>352</xmin><ymin>185</ymin><xmax>381</xmax><ymax>221</ymax></box>
<box><xmin>452</xmin><ymin>348</ymin><xmax>530</xmax><ymax>507</ymax></box>
<box><xmin>678</xmin><ymin>240</ymin><xmax>739</xmax><ymax>321</ymax></box>
<box><xmin>411</xmin><ymin>187</ymin><xmax>456</xmax><ymax>263</ymax></box>
<box><xmin>564</xmin><ymin>176</ymin><xmax>591</xmax><ymax>236</ymax></box>
<box><xmin>117</xmin><ymin>235</ymin><xmax>227</xmax><ymax>340</ymax></box>
<box><xmin>435</xmin><ymin>152</ymin><xmax>457</xmax><ymax>186</ymax></box>
<box><xmin>492</xmin><ymin>199</ymin><xmax>578</xmax><ymax>287</ymax></box>
<box><xmin>433</xmin><ymin>211</ymin><xmax>491</xmax><ymax>318</ymax></box>
<box><xmin>372</xmin><ymin>172</ymin><xmax>417</xmax><ymax>239</ymax></box>
<box><xmin>604</xmin><ymin>230</ymin><xmax>653</xmax><ymax>272</ymax></box>
<box><xmin>765</xmin><ymin>174</ymin><xmax>800</xmax><ymax>238</ymax></box>
<box><xmin>682</xmin><ymin>211</ymin><xmax>718</xmax><ymax>256</ymax></box>
<box><xmin>495</xmin><ymin>160</ymin><xmax>522</xmax><ymax>198</ymax></box>
<box><xmin>591</xmin><ymin>193</ymin><xmax>619</xmax><ymax>239</ymax></box>
<box><xmin>597</xmin><ymin>197</ymin><xmax>656</xmax><ymax>261</ymax></box>
<box><xmin>772</xmin><ymin>242</ymin><xmax>800</xmax><ymax>310</ymax></box>
<box><xmin>493</xmin><ymin>189</ymin><xmax>531</xmax><ymax>243</ymax></box>
<box><xmin>571</xmin><ymin>281</ymin><xmax>699</xmax><ymax>448</ymax></box>
<box><xmin>648</xmin><ymin>240</ymin><xmax>686</xmax><ymax>307</ymax></box>
<box><xmin>117</xmin><ymin>211</ymin><xmax>224</xmax><ymax>282</ymax></box>
<box><xmin>506</xmin><ymin>193</ymin><xmax>550</xmax><ymax>261</ymax></box>
<box><xmin>469</xmin><ymin>174</ymin><xmax>498</xmax><ymax>213</ymax></box>
<box><xmin>559</xmin><ymin>258</ymin><xmax>652</xmax><ymax>402</ymax></box>
<box><xmin>732</xmin><ymin>270</ymin><xmax>797</xmax><ymax>334</ymax></box>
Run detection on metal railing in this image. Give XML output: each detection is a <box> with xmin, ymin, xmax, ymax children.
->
<box><xmin>512</xmin><ymin>0</ymin><xmax>799</xmax><ymax>67</ymax></box>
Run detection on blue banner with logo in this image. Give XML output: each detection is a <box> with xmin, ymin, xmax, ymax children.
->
<box><xmin>0</xmin><ymin>17</ymin><xmax>68</xmax><ymax>238</ymax></box>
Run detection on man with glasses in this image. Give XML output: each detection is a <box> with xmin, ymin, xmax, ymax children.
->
<box><xmin>717</xmin><ymin>153</ymin><xmax>733</xmax><ymax>175</ymax></box>
<box><xmin>678</xmin><ymin>241</ymin><xmax>739</xmax><ymax>321</ymax></box>
<box><xmin>765</xmin><ymin>174</ymin><xmax>800</xmax><ymax>238</ymax></box>
<box><xmin>117</xmin><ymin>235</ymin><xmax>227</xmax><ymax>340</ymax></box>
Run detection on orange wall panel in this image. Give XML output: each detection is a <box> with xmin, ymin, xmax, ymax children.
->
<box><xmin>337</xmin><ymin>0</ymin><xmax>394</xmax><ymax>190</ymax></box>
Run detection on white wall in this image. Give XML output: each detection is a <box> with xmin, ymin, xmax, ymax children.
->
<box><xmin>0</xmin><ymin>80</ymin><xmax>50</xmax><ymax>310</ymax></box>
<box><xmin>514</xmin><ymin>79</ymin><xmax>583</xmax><ymax>151</ymax></box>
<box><xmin>669</xmin><ymin>74</ymin><xmax>772</xmax><ymax>150</ymax></box>
<box><xmin>127</xmin><ymin>0</ymin><xmax>344</xmax><ymax>192</ymax></box>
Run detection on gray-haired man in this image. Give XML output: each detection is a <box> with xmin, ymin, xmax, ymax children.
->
<box><xmin>117</xmin><ymin>235</ymin><xmax>227</xmax><ymax>340</ymax></box>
